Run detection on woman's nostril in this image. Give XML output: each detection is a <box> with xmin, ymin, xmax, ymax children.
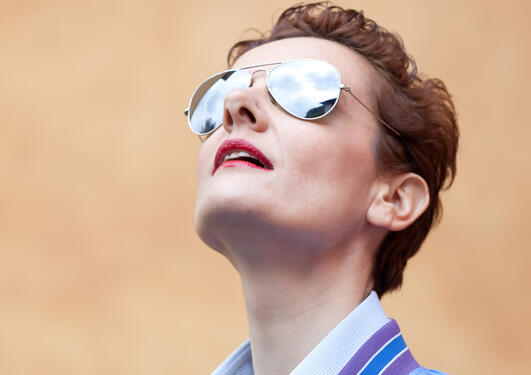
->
<box><xmin>239</xmin><ymin>107</ymin><xmax>256</xmax><ymax>123</ymax></box>
<box><xmin>223</xmin><ymin>110</ymin><xmax>233</xmax><ymax>127</ymax></box>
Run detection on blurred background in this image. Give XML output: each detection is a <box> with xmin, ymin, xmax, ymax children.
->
<box><xmin>1</xmin><ymin>0</ymin><xmax>530</xmax><ymax>374</ymax></box>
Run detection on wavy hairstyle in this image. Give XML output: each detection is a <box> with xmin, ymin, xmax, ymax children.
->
<box><xmin>227</xmin><ymin>2</ymin><xmax>458</xmax><ymax>296</ymax></box>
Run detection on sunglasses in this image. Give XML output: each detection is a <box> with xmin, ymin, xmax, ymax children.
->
<box><xmin>184</xmin><ymin>59</ymin><xmax>400</xmax><ymax>137</ymax></box>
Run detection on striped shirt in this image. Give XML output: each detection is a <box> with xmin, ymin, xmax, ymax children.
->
<box><xmin>211</xmin><ymin>291</ymin><xmax>448</xmax><ymax>375</ymax></box>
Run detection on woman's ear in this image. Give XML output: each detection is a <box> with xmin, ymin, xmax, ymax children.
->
<box><xmin>367</xmin><ymin>173</ymin><xmax>430</xmax><ymax>231</ymax></box>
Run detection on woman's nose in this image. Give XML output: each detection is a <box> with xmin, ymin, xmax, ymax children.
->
<box><xmin>222</xmin><ymin>76</ymin><xmax>270</xmax><ymax>134</ymax></box>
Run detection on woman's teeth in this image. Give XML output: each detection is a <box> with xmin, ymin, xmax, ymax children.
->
<box><xmin>224</xmin><ymin>151</ymin><xmax>253</xmax><ymax>162</ymax></box>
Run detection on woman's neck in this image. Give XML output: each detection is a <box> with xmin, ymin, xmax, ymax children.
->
<box><xmin>238</xmin><ymin>243</ymin><xmax>374</xmax><ymax>375</ymax></box>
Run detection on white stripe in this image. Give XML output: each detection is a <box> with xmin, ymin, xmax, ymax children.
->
<box><xmin>377</xmin><ymin>346</ymin><xmax>409</xmax><ymax>375</ymax></box>
<box><xmin>355</xmin><ymin>333</ymin><xmax>402</xmax><ymax>375</ymax></box>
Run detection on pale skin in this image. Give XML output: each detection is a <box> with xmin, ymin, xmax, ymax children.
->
<box><xmin>194</xmin><ymin>37</ymin><xmax>430</xmax><ymax>375</ymax></box>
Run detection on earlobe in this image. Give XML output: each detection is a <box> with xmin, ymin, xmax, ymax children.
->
<box><xmin>367</xmin><ymin>173</ymin><xmax>430</xmax><ymax>231</ymax></box>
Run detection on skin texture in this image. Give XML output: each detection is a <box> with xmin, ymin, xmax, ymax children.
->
<box><xmin>194</xmin><ymin>37</ymin><xmax>429</xmax><ymax>375</ymax></box>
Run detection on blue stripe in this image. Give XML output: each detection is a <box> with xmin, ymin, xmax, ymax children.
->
<box><xmin>359</xmin><ymin>335</ymin><xmax>407</xmax><ymax>375</ymax></box>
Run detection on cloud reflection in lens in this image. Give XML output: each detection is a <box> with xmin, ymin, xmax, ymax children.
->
<box><xmin>268</xmin><ymin>60</ymin><xmax>341</xmax><ymax>119</ymax></box>
<box><xmin>190</xmin><ymin>70</ymin><xmax>250</xmax><ymax>134</ymax></box>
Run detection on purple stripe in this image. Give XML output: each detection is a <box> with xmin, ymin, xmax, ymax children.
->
<box><xmin>338</xmin><ymin>319</ymin><xmax>400</xmax><ymax>375</ymax></box>
<box><xmin>381</xmin><ymin>349</ymin><xmax>419</xmax><ymax>375</ymax></box>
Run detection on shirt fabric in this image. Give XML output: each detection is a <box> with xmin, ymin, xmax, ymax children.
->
<box><xmin>211</xmin><ymin>291</ymin><xmax>448</xmax><ymax>375</ymax></box>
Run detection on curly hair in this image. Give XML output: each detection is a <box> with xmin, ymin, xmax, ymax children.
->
<box><xmin>227</xmin><ymin>2</ymin><xmax>459</xmax><ymax>296</ymax></box>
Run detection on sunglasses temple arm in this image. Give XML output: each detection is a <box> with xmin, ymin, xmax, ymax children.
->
<box><xmin>342</xmin><ymin>86</ymin><xmax>418</xmax><ymax>171</ymax></box>
<box><xmin>341</xmin><ymin>86</ymin><xmax>401</xmax><ymax>137</ymax></box>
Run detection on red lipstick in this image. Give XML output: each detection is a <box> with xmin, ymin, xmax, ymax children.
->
<box><xmin>213</xmin><ymin>138</ymin><xmax>273</xmax><ymax>175</ymax></box>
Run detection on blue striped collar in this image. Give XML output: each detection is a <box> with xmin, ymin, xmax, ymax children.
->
<box><xmin>211</xmin><ymin>291</ymin><xmax>422</xmax><ymax>375</ymax></box>
<box><xmin>337</xmin><ymin>319</ymin><xmax>419</xmax><ymax>374</ymax></box>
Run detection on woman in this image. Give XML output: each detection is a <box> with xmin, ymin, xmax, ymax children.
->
<box><xmin>185</xmin><ymin>3</ymin><xmax>458</xmax><ymax>374</ymax></box>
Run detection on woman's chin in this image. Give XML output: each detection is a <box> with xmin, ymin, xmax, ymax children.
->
<box><xmin>194</xmin><ymin>195</ymin><xmax>264</xmax><ymax>247</ymax></box>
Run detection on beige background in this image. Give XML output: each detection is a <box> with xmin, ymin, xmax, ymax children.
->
<box><xmin>1</xmin><ymin>0</ymin><xmax>530</xmax><ymax>374</ymax></box>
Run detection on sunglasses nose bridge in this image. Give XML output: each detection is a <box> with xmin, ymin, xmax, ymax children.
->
<box><xmin>247</xmin><ymin>68</ymin><xmax>269</xmax><ymax>87</ymax></box>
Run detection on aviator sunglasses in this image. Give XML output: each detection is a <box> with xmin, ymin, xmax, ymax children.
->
<box><xmin>184</xmin><ymin>59</ymin><xmax>400</xmax><ymax>137</ymax></box>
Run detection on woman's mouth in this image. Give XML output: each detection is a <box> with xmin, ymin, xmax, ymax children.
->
<box><xmin>213</xmin><ymin>138</ymin><xmax>274</xmax><ymax>175</ymax></box>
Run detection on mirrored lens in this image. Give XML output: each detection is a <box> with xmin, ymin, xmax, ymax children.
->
<box><xmin>189</xmin><ymin>70</ymin><xmax>250</xmax><ymax>135</ymax></box>
<box><xmin>267</xmin><ymin>60</ymin><xmax>341</xmax><ymax>119</ymax></box>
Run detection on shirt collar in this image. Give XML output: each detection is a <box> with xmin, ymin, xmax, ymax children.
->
<box><xmin>211</xmin><ymin>291</ymin><xmax>389</xmax><ymax>375</ymax></box>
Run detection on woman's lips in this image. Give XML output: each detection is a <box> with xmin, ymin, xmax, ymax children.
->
<box><xmin>213</xmin><ymin>138</ymin><xmax>273</xmax><ymax>175</ymax></box>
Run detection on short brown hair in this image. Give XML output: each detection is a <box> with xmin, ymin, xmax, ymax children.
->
<box><xmin>228</xmin><ymin>2</ymin><xmax>458</xmax><ymax>296</ymax></box>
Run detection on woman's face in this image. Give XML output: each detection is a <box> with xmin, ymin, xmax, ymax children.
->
<box><xmin>194</xmin><ymin>37</ymin><xmax>383</xmax><ymax>253</ymax></box>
